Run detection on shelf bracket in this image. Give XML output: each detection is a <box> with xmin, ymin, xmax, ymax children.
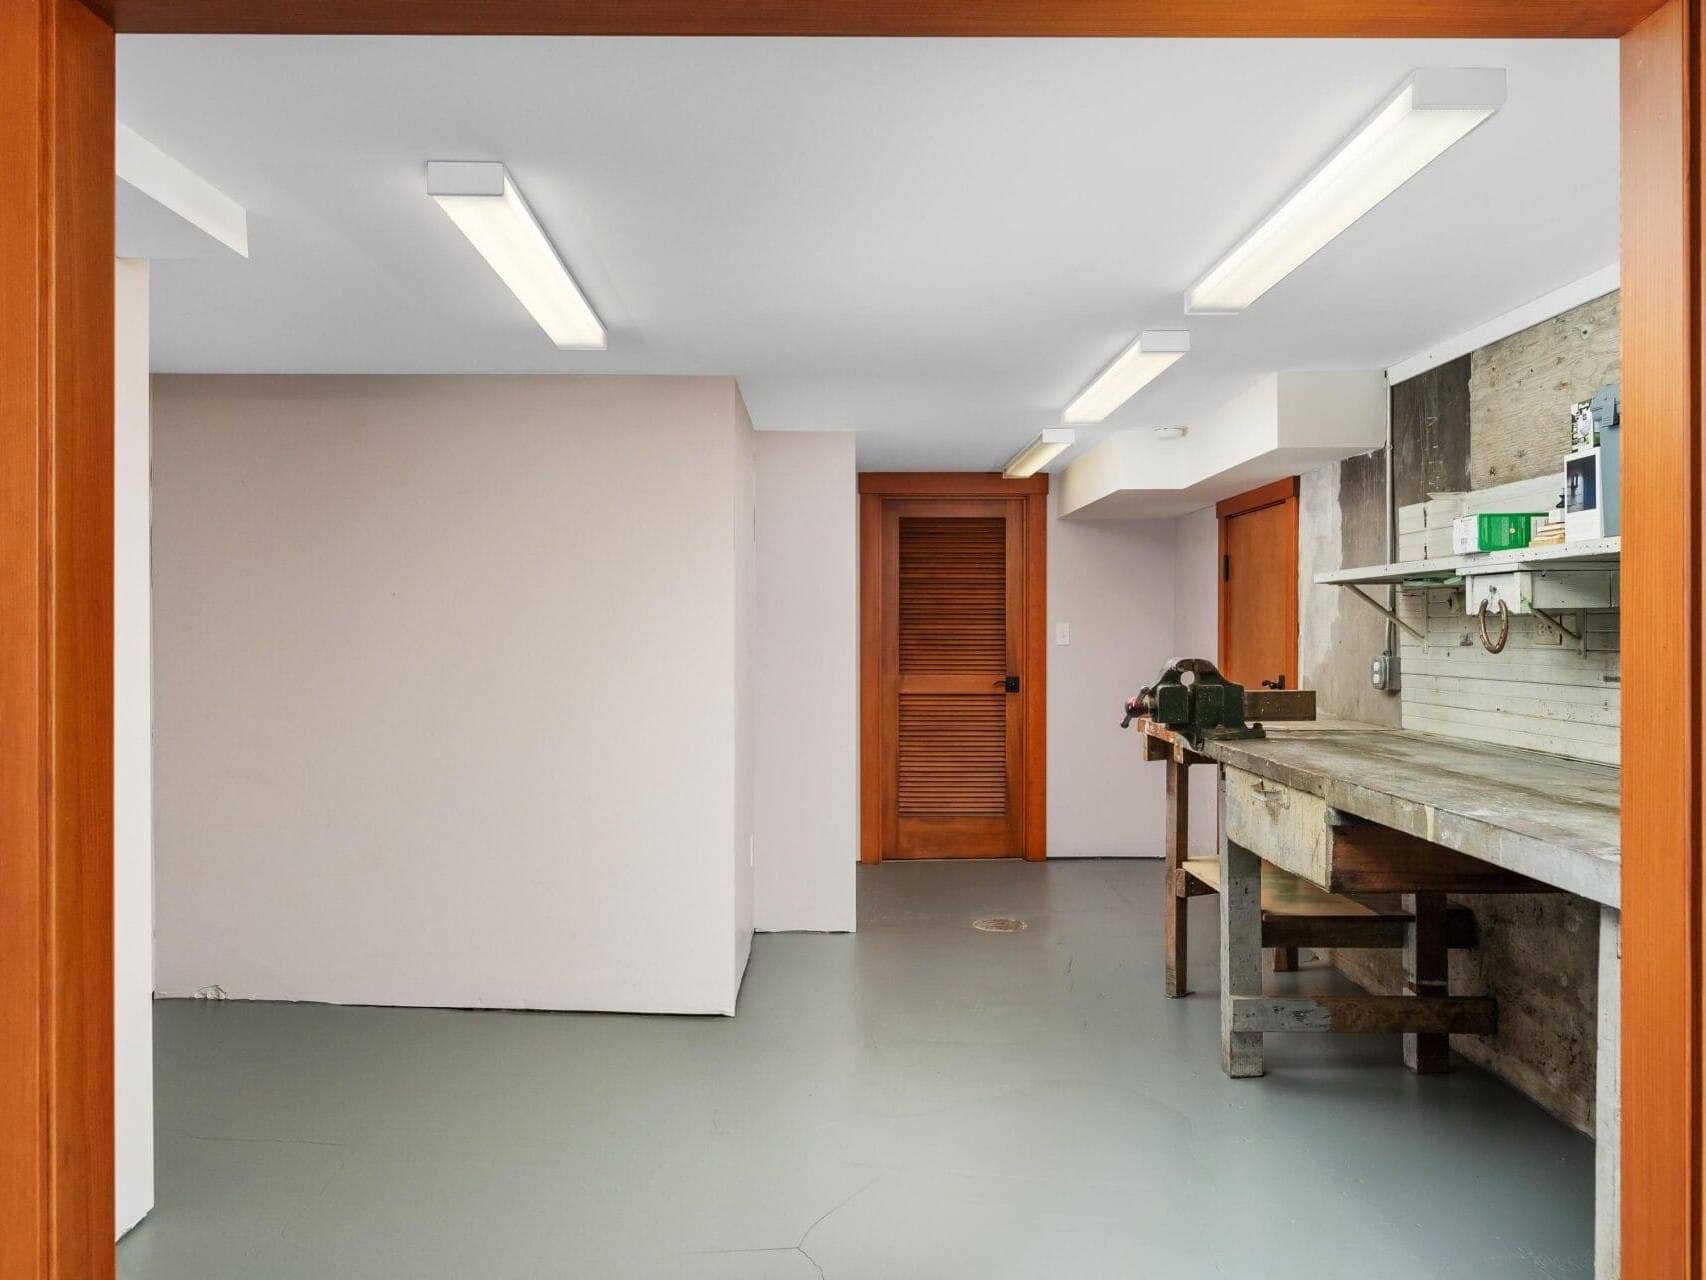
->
<box><xmin>1344</xmin><ymin>584</ymin><xmax>1426</xmax><ymax>642</ymax></box>
<box><xmin>1529</xmin><ymin>604</ymin><xmax>1582</xmax><ymax>642</ymax></box>
<box><xmin>1529</xmin><ymin>603</ymin><xmax>1587</xmax><ymax>655</ymax></box>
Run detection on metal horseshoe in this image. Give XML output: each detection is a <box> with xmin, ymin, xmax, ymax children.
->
<box><xmin>1477</xmin><ymin>598</ymin><xmax>1510</xmax><ymax>654</ymax></box>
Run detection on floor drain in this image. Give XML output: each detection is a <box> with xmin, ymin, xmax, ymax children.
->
<box><xmin>973</xmin><ymin>917</ymin><xmax>1027</xmax><ymax>933</ymax></box>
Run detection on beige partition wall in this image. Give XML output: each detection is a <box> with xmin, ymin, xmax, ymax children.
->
<box><xmin>151</xmin><ymin>375</ymin><xmax>756</xmax><ymax>1015</ymax></box>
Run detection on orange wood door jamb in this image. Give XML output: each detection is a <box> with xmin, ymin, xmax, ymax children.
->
<box><xmin>1621</xmin><ymin>3</ymin><xmax>1702</xmax><ymax>1275</ymax></box>
<box><xmin>0</xmin><ymin>1</ymin><xmax>117</xmax><ymax>1277</ymax></box>
<box><xmin>11</xmin><ymin>2</ymin><xmax>1703</xmax><ymax>1275</ymax></box>
<box><xmin>105</xmin><ymin>0</ymin><xmax>1666</xmax><ymax>38</ymax></box>
<box><xmin>859</xmin><ymin>474</ymin><xmax>1047</xmax><ymax>863</ymax></box>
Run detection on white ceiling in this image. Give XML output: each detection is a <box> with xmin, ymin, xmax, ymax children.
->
<box><xmin>118</xmin><ymin>36</ymin><xmax>1618</xmax><ymax>472</ymax></box>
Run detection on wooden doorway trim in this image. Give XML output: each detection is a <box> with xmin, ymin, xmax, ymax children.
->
<box><xmin>11</xmin><ymin>3</ymin><xmax>1701</xmax><ymax>1277</ymax></box>
<box><xmin>1215</xmin><ymin>477</ymin><xmax>1301</xmax><ymax>689</ymax></box>
<box><xmin>105</xmin><ymin>1</ymin><xmax>1666</xmax><ymax>37</ymax></box>
<box><xmin>1</xmin><ymin>1</ymin><xmax>116</xmax><ymax>1276</ymax></box>
<box><xmin>859</xmin><ymin>473</ymin><xmax>1047</xmax><ymax>864</ymax></box>
<box><xmin>1620</xmin><ymin>4</ymin><xmax>1700</xmax><ymax>1275</ymax></box>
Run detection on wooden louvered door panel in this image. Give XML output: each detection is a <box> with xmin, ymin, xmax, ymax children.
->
<box><xmin>884</xmin><ymin>499</ymin><xmax>1024</xmax><ymax>858</ymax></box>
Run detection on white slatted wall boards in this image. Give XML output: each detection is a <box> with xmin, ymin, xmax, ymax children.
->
<box><xmin>1396</xmin><ymin>585</ymin><xmax>1620</xmax><ymax>765</ymax></box>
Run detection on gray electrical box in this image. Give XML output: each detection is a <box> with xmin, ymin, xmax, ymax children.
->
<box><xmin>1371</xmin><ymin>652</ymin><xmax>1401</xmax><ymax>692</ymax></box>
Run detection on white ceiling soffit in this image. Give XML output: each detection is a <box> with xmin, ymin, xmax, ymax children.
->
<box><xmin>116</xmin><ymin>37</ymin><xmax>1616</xmax><ymax>471</ymax></box>
<box><xmin>116</xmin><ymin>123</ymin><xmax>248</xmax><ymax>260</ymax></box>
<box><xmin>1059</xmin><ymin>372</ymin><xmax>1388</xmax><ymax>519</ymax></box>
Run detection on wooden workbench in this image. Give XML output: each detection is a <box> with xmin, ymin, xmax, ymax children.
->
<box><xmin>1204</xmin><ymin>726</ymin><xmax>1620</xmax><ymax>909</ymax></box>
<box><xmin>1193</xmin><ymin>722</ymin><xmax>1622</xmax><ymax>1280</ymax></box>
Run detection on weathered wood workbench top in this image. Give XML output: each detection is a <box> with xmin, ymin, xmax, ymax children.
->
<box><xmin>1204</xmin><ymin>725</ymin><xmax>1621</xmax><ymax>908</ymax></box>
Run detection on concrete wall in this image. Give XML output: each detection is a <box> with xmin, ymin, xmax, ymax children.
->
<box><xmin>114</xmin><ymin>260</ymin><xmax>154</xmax><ymax>1237</ymax></box>
<box><xmin>1171</xmin><ymin>506</ymin><xmax>1221</xmax><ymax>856</ymax></box>
<box><xmin>754</xmin><ymin>432</ymin><xmax>857</xmax><ymax>931</ymax></box>
<box><xmin>1046</xmin><ymin>495</ymin><xmax>1177</xmax><ymax>857</ymax></box>
<box><xmin>1331</xmin><ymin>293</ymin><xmax>1622</xmax><ymax>1133</ymax></box>
<box><xmin>1391</xmin><ymin>356</ymin><xmax>1472</xmax><ymax>508</ymax></box>
<box><xmin>152</xmin><ymin>375</ymin><xmax>755</xmax><ymax>1015</ymax></box>
<box><xmin>1468</xmin><ymin>291</ymin><xmax>1620</xmax><ymax>489</ymax></box>
<box><xmin>1297</xmin><ymin>448</ymin><xmax>1402</xmax><ymax>727</ymax></box>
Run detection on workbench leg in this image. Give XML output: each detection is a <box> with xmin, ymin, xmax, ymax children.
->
<box><xmin>1164</xmin><ymin>755</ymin><xmax>1190</xmax><ymax>998</ymax></box>
<box><xmin>1270</xmin><ymin>946</ymin><xmax>1299</xmax><ymax>973</ymax></box>
<box><xmin>1595</xmin><ymin>907</ymin><xmax>1621</xmax><ymax>1280</ymax></box>
<box><xmin>1219</xmin><ymin>777</ymin><xmax>1264</xmax><ymax>1078</ymax></box>
<box><xmin>1402</xmin><ymin>891</ymin><xmax>1450</xmax><ymax>1074</ymax></box>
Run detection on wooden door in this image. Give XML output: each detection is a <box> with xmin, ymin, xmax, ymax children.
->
<box><xmin>1217</xmin><ymin>478</ymin><xmax>1300</xmax><ymax>691</ymax></box>
<box><xmin>860</xmin><ymin>475</ymin><xmax>1047</xmax><ymax>862</ymax></box>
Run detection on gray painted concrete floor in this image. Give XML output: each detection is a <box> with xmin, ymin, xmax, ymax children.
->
<box><xmin>119</xmin><ymin>860</ymin><xmax>1594</xmax><ymax>1279</ymax></box>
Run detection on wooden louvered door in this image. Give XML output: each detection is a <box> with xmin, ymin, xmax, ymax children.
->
<box><xmin>883</xmin><ymin>498</ymin><xmax>1026</xmax><ymax>858</ymax></box>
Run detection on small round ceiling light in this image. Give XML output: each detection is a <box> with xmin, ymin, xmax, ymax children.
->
<box><xmin>1153</xmin><ymin>425</ymin><xmax>1188</xmax><ymax>441</ymax></box>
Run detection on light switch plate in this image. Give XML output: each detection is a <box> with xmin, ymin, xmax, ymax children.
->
<box><xmin>1055</xmin><ymin>622</ymin><xmax>1070</xmax><ymax>646</ymax></box>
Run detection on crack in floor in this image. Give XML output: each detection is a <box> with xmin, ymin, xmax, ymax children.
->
<box><xmin>683</xmin><ymin>1173</ymin><xmax>886</xmax><ymax>1279</ymax></box>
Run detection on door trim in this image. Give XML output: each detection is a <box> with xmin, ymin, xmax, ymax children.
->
<box><xmin>1215</xmin><ymin>475</ymin><xmax>1300</xmax><ymax>521</ymax></box>
<box><xmin>1215</xmin><ymin>477</ymin><xmax>1300</xmax><ymax>688</ymax></box>
<box><xmin>1</xmin><ymin>1</ymin><xmax>116</xmax><ymax>1274</ymax></box>
<box><xmin>106</xmin><ymin>0</ymin><xmax>1663</xmax><ymax>37</ymax></box>
<box><xmin>14</xmin><ymin>5</ymin><xmax>1704</xmax><ymax>1276</ymax></box>
<box><xmin>859</xmin><ymin>473</ymin><xmax>1047</xmax><ymax>863</ymax></box>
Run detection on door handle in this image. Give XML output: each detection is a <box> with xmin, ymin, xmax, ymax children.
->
<box><xmin>995</xmin><ymin>676</ymin><xmax>1020</xmax><ymax>693</ymax></box>
<box><xmin>1261</xmin><ymin>675</ymin><xmax>1287</xmax><ymax>690</ymax></box>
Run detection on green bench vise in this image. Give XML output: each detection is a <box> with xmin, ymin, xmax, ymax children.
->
<box><xmin>1120</xmin><ymin>657</ymin><xmax>1316</xmax><ymax>748</ymax></box>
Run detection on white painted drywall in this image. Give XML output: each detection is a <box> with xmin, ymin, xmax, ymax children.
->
<box><xmin>1046</xmin><ymin>493</ymin><xmax>1177</xmax><ymax>857</ymax></box>
<box><xmin>732</xmin><ymin>396</ymin><xmax>757</xmax><ymax>985</ymax></box>
<box><xmin>1171</xmin><ymin>506</ymin><xmax>1222</xmax><ymax>856</ymax></box>
<box><xmin>753</xmin><ymin>432</ymin><xmax>858</xmax><ymax>931</ymax></box>
<box><xmin>114</xmin><ymin>259</ymin><xmax>155</xmax><ymax>1237</ymax></box>
<box><xmin>152</xmin><ymin>375</ymin><xmax>755</xmax><ymax>1015</ymax></box>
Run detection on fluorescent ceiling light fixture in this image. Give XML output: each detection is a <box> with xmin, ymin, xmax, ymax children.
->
<box><xmin>1004</xmin><ymin>428</ymin><xmax>1076</xmax><ymax>479</ymax></box>
<box><xmin>1185</xmin><ymin>68</ymin><xmax>1506</xmax><ymax>315</ymax></box>
<box><xmin>428</xmin><ymin>161</ymin><xmax>606</xmax><ymax>349</ymax></box>
<box><xmin>1063</xmin><ymin>331</ymin><xmax>1191</xmax><ymax>424</ymax></box>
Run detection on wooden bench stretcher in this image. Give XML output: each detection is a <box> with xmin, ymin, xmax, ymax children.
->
<box><xmin>1178</xmin><ymin>857</ymin><xmax>1475</xmax><ymax>953</ymax></box>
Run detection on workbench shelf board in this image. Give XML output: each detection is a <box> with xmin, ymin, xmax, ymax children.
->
<box><xmin>1203</xmin><ymin>728</ymin><xmax>1621</xmax><ymax>908</ymax></box>
<box><xmin>1312</xmin><ymin>536</ymin><xmax>1621</xmax><ymax>586</ymax></box>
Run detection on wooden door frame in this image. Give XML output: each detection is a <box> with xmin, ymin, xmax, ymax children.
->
<box><xmin>3</xmin><ymin>1</ymin><xmax>116</xmax><ymax>1275</ymax></box>
<box><xmin>7</xmin><ymin>5</ymin><xmax>1697</xmax><ymax>1278</ymax></box>
<box><xmin>1215</xmin><ymin>477</ymin><xmax>1301</xmax><ymax>687</ymax></box>
<box><xmin>859</xmin><ymin>473</ymin><xmax>1048</xmax><ymax>864</ymax></box>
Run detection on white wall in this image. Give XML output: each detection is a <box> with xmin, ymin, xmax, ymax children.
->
<box><xmin>152</xmin><ymin>375</ymin><xmax>755</xmax><ymax>1015</ymax></box>
<box><xmin>732</xmin><ymin>396</ymin><xmax>757</xmax><ymax>981</ymax></box>
<box><xmin>1047</xmin><ymin>496</ymin><xmax>1178</xmax><ymax>856</ymax></box>
<box><xmin>754</xmin><ymin>432</ymin><xmax>858</xmax><ymax>931</ymax></box>
<box><xmin>1171</xmin><ymin>505</ymin><xmax>1221</xmax><ymax>856</ymax></box>
<box><xmin>114</xmin><ymin>259</ymin><xmax>154</xmax><ymax>1237</ymax></box>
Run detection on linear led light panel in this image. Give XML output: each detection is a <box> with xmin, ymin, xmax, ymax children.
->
<box><xmin>1004</xmin><ymin>428</ymin><xmax>1076</xmax><ymax>478</ymax></box>
<box><xmin>1063</xmin><ymin>330</ymin><xmax>1191</xmax><ymax>424</ymax></box>
<box><xmin>428</xmin><ymin>161</ymin><xmax>606</xmax><ymax>350</ymax></box>
<box><xmin>1185</xmin><ymin>68</ymin><xmax>1506</xmax><ymax>315</ymax></box>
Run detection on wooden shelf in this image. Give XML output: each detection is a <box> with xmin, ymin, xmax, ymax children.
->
<box><xmin>1313</xmin><ymin>536</ymin><xmax>1621</xmax><ymax>587</ymax></box>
